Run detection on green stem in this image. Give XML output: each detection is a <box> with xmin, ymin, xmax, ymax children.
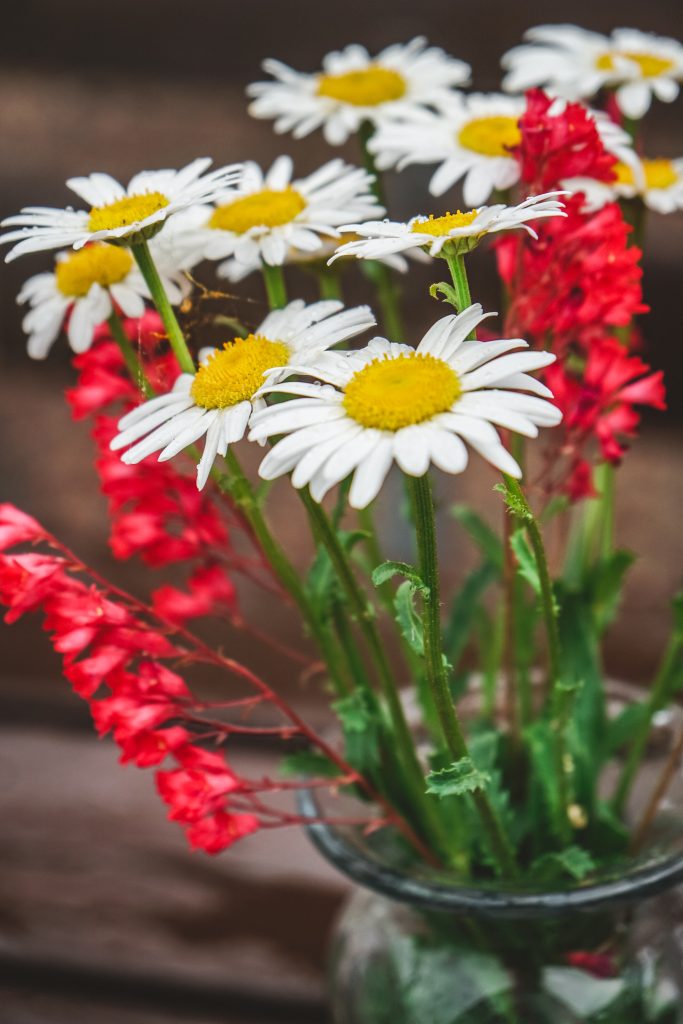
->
<box><xmin>261</xmin><ymin>263</ymin><xmax>288</xmax><ymax>310</ymax></box>
<box><xmin>358</xmin><ymin>120</ymin><xmax>386</xmax><ymax>206</ymax></box>
<box><xmin>503</xmin><ymin>476</ymin><xmax>572</xmax><ymax>843</ymax></box>
<box><xmin>504</xmin><ymin>477</ymin><xmax>561</xmax><ymax>692</ymax></box>
<box><xmin>131</xmin><ymin>240</ymin><xmax>195</xmax><ymax>374</ymax></box>
<box><xmin>223</xmin><ymin>449</ymin><xmax>348</xmax><ymax>697</ymax></box>
<box><xmin>301</xmin><ymin>488</ymin><xmax>451</xmax><ymax>859</ymax></box>
<box><xmin>316</xmin><ymin>268</ymin><xmax>343</xmax><ymax>302</ymax></box>
<box><xmin>409</xmin><ymin>473</ymin><xmax>519</xmax><ymax>877</ymax></box>
<box><xmin>106</xmin><ymin>311</ymin><xmax>153</xmax><ymax>398</ymax></box>
<box><xmin>613</xmin><ymin>634</ymin><xmax>683</xmax><ymax>816</ymax></box>
<box><xmin>444</xmin><ymin>251</ymin><xmax>475</xmax><ymax>329</ymax></box>
<box><xmin>357</xmin><ymin>122</ymin><xmax>404</xmax><ymax>343</ymax></box>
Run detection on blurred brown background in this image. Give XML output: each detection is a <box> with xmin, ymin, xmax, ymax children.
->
<box><xmin>0</xmin><ymin>1</ymin><xmax>682</xmax><ymax>1021</ymax></box>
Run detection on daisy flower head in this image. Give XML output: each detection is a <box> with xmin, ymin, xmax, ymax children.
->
<box><xmin>1</xmin><ymin>159</ymin><xmax>242</xmax><ymax>262</ymax></box>
<box><xmin>251</xmin><ymin>304</ymin><xmax>562</xmax><ymax>509</ymax></box>
<box><xmin>502</xmin><ymin>25</ymin><xmax>683</xmax><ymax>119</ymax></box>
<box><xmin>369</xmin><ymin>93</ymin><xmax>526</xmax><ymax>206</ymax></box>
<box><xmin>16</xmin><ymin>222</ymin><xmax>203</xmax><ymax>360</ymax></box>
<box><xmin>565</xmin><ymin>154</ymin><xmax>683</xmax><ymax>214</ymax></box>
<box><xmin>197</xmin><ymin>156</ymin><xmax>383</xmax><ymax>279</ymax></box>
<box><xmin>247</xmin><ymin>39</ymin><xmax>471</xmax><ymax>146</ymax></box>
<box><xmin>110</xmin><ymin>300</ymin><xmax>376</xmax><ymax>489</ymax></box>
<box><xmin>330</xmin><ymin>193</ymin><xmax>567</xmax><ymax>263</ymax></box>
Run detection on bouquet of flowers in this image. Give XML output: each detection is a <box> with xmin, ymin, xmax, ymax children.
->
<box><xmin>2</xmin><ymin>23</ymin><xmax>682</xmax><ymax>1024</ymax></box>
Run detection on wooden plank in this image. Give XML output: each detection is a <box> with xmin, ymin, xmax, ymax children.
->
<box><xmin>0</xmin><ymin>726</ymin><xmax>349</xmax><ymax>1007</ymax></box>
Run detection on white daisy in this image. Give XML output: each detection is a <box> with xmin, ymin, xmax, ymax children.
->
<box><xmin>502</xmin><ymin>25</ymin><xmax>683</xmax><ymax>119</ymax></box>
<box><xmin>369</xmin><ymin>93</ymin><xmax>526</xmax><ymax>206</ymax></box>
<box><xmin>247</xmin><ymin>38</ymin><xmax>470</xmax><ymax>146</ymax></box>
<box><xmin>1</xmin><ymin>159</ymin><xmax>242</xmax><ymax>262</ymax></box>
<box><xmin>565</xmin><ymin>155</ymin><xmax>683</xmax><ymax>214</ymax></box>
<box><xmin>110</xmin><ymin>300</ymin><xmax>376</xmax><ymax>489</ymax></box>
<box><xmin>250</xmin><ymin>304</ymin><xmax>561</xmax><ymax>509</ymax></box>
<box><xmin>329</xmin><ymin>193</ymin><xmax>567</xmax><ymax>262</ymax></box>
<box><xmin>16</xmin><ymin>210</ymin><xmax>208</xmax><ymax>359</ymax></box>
<box><xmin>195</xmin><ymin>156</ymin><xmax>383</xmax><ymax>277</ymax></box>
<box><xmin>218</xmin><ymin>229</ymin><xmax>430</xmax><ymax>283</ymax></box>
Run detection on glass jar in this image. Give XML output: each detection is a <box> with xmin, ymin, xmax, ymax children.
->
<box><xmin>299</xmin><ymin>685</ymin><xmax>683</xmax><ymax>1024</ymax></box>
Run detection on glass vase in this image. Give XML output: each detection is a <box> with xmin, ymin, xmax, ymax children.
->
<box><xmin>299</xmin><ymin>684</ymin><xmax>683</xmax><ymax>1024</ymax></box>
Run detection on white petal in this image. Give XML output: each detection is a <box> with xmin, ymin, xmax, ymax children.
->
<box><xmin>393</xmin><ymin>426</ymin><xmax>431</xmax><ymax>477</ymax></box>
<box><xmin>348</xmin><ymin>438</ymin><xmax>395</xmax><ymax>509</ymax></box>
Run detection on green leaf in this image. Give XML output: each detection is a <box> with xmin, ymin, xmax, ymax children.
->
<box><xmin>450</xmin><ymin>506</ymin><xmax>504</xmax><ymax>570</ymax></box>
<box><xmin>494</xmin><ymin>481</ymin><xmax>532</xmax><ymax>522</ymax></box>
<box><xmin>444</xmin><ymin>561</ymin><xmax>498</xmax><ymax>669</ymax></box>
<box><xmin>606</xmin><ymin>702</ymin><xmax>649</xmax><ymax>756</ymax></box>
<box><xmin>333</xmin><ymin>691</ymin><xmax>381</xmax><ymax>775</ymax></box>
<box><xmin>372</xmin><ymin>560</ymin><xmax>428</xmax><ymax>595</ymax></box>
<box><xmin>510</xmin><ymin>528</ymin><xmax>541</xmax><ymax>595</ymax></box>
<box><xmin>429</xmin><ymin>280</ymin><xmax>459</xmax><ymax>308</ymax></box>
<box><xmin>280</xmin><ymin>750</ymin><xmax>340</xmax><ymax>779</ymax></box>
<box><xmin>394</xmin><ymin>579</ymin><xmax>424</xmax><ymax>656</ymax></box>
<box><xmin>425</xmin><ymin>757</ymin><xmax>491</xmax><ymax>798</ymax></box>
<box><xmin>587</xmin><ymin>549</ymin><xmax>636</xmax><ymax>631</ymax></box>
<box><xmin>525</xmin><ymin>720</ymin><xmax>566</xmax><ymax>847</ymax></box>
<box><xmin>530</xmin><ymin>846</ymin><xmax>596</xmax><ymax>884</ymax></box>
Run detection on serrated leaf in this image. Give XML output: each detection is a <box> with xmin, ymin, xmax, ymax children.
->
<box><xmin>280</xmin><ymin>750</ymin><xmax>340</xmax><ymax>779</ymax></box>
<box><xmin>429</xmin><ymin>280</ymin><xmax>459</xmax><ymax>307</ymax></box>
<box><xmin>510</xmin><ymin>528</ymin><xmax>541</xmax><ymax>595</ymax></box>
<box><xmin>531</xmin><ymin>845</ymin><xmax>596</xmax><ymax>884</ymax></box>
<box><xmin>372</xmin><ymin>560</ymin><xmax>428</xmax><ymax>595</ymax></box>
<box><xmin>425</xmin><ymin>757</ymin><xmax>491</xmax><ymax>798</ymax></box>
<box><xmin>394</xmin><ymin>579</ymin><xmax>424</xmax><ymax>656</ymax></box>
<box><xmin>450</xmin><ymin>506</ymin><xmax>504</xmax><ymax>570</ymax></box>
<box><xmin>525</xmin><ymin>720</ymin><xmax>566</xmax><ymax>847</ymax></box>
<box><xmin>494</xmin><ymin>482</ymin><xmax>531</xmax><ymax>521</ymax></box>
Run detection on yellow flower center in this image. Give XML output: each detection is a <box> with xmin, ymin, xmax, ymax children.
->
<box><xmin>642</xmin><ymin>158</ymin><xmax>678</xmax><ymax>190</ymax></box>
<box><xmin>316</xmin><ymin>65</ymin><xmax>406</xmax><ymax>106</ymax></box>
<box><xmin>208</xmin><ymin>187</ymin><xmax>306</xmax><ymax>234</ymax></box>
<box><xmin>343</xmin><ymin>352</ymin><xmax>461</xmax><ymax>431</ymax></box>
<box><xmin>596</xmin><ymin>51</ymin><xmax>674</xmax><ymax>77</ymax></box>
<box><xmin>614</xmin><ymin>158</ymin><xmax>678</xmax><ymax>191</ymax></box>
<box><xmin>457</xmin><ymin>115</ymin><xmax>521</xmax><ymax>158</ymax></box>
<box><xmin>190</xmin><ymin>335</ymin><xmax>291</xmax><ymax>409</ymax></box>
<box><xmin>614</xmin><ymin>161</ymin><xmax>636</xmax><ymax>186</ymax></box>
<box><xmin>411</xmin><ymin>210</ymin><xmax>479</xmax><ymax>237</ymax></box>
<box><xmin>55</xmin><ymin>243</ymin><xmax>134</xmax><ymax>297</ymax></box>
<box><xmin>87</xmin><ymin>192</ymin><xmax>170</xmax><ymax>232</ymax></box>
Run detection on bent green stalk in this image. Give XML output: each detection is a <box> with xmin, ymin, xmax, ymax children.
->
<box><xmin>261</xmin><ymin>263</ymin><xmax>288</xmax><ymax>310</ymax></box>
<box><xmin>131</xmin><ymin>240</ymin><xmax>195</xmax><ymax>374</ymax></box>
<box><xmin>408</xmin><ymin>472</ymin><xmax>519</xmax><ymax>878</ymax></box>
<box><xmin>106</xmin><ymin>311</ymin><xmax>153</xmax><ymax>398</ymax></box>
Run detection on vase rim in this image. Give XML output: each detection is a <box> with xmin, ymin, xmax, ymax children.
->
<box><xmin>298</xmin><ymin>788</ymin><xmax>683</xmax><ymax>919</ymax></box>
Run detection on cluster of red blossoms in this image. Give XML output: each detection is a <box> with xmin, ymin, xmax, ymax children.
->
<box><xmin>0</xmin><ymin>504</ymin><xmax>260</xmax><ymax>852</ymax></box>
<box><xmin>65</xmin><ymin>311</ymin><xmax>270</xmax><ymax>623</ymax></box>
<box><xmin>0</xmin><ymin>504</ymin><xmax>352</xmax><ymax>853</ymax></box>
<box><xmin>497</xmin><ymin>89</ymin><xmax>665</xmax><ymax>499</ymax></box>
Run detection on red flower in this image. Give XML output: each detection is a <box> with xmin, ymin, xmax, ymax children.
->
<box><xmin>546</xmin><ymin>336</ymin><xmax>666</xmax><ymax>466</ymax></box>
<box><xmin>185</xmin><ymin>811</ymin><xmax>260</xmax><ymax>854</ymax></box>
<box><xmin>498</xmin><ymin>197</ymin><xmax>647</xmax><ymax>349</ymax></box>
<box><xmin>565</xmin><ymin>951</ymin><xmax>618</xmax><ymax>979</ymax></box>
<box><xmin>153</xmin><ymin>564</ymin><xmax>237</xmax><ymax>624</ymax></box>
<box><xmin>516</xmin><ymin>89</ymin><xmax>616</xmax><ymax>192</ymax></box>
<box><xmin>0</xmin><ymin>504</ymin><xmax>47</xmax><ymax>550</ymax></box>
<box><xmin>156</xmin><ymin>748</ymin><xmax>245</xmax><ymax>824</ymax></box>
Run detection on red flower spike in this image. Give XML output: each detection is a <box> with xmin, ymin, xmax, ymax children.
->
<box><xmin>516</xmin><ymin>89</ymin><xmax>617</xmax><ymax>192</ymax></box>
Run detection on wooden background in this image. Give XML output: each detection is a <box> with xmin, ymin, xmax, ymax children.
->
<box><xmin>1</xmin><ymin>1</ymin><xmax>682</xmax><ymax>1020</ymax></box>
